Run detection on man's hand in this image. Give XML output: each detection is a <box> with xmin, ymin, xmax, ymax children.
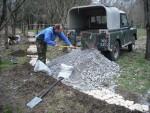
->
<box><xmin>70</xmin><ymin>45</ymin><xmax>80</xmax><ymax>49</ymax></box>
<box><xmin>55</xmin><ymin>43</ymin><xmax>59</xmax><ymax>47</ymax></box>
<box><xmin>69</xmin><ymin>45</ymin><xmax>75</xmax><ymax>49</ymax></box>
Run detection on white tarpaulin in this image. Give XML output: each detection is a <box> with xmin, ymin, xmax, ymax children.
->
<box><xmin>34</xmin><ymin>60</ymin><xmax>52</xmax><ymax>76</ymax></box>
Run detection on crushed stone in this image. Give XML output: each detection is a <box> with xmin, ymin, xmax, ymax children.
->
<box><xmin>48</xmin><ymin>49</ymin><xmax>120</xmax><ymax>91</ymax></box>
<box><xmin>47</xmin><ymin>49</ymin><xmax>149</xmax><ymax>112</ymax></box>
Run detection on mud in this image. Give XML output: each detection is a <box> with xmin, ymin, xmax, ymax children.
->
<box><xmin>10</xmin><ymin>50</ymin><xmax>27</xmax><ymax>57</ymax></box>
<box><xmin>0</xmin><ymin>63</ymin><xmax>145</xmax><ymax>113</ymax></box>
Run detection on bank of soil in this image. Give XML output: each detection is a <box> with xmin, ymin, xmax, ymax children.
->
<box><xmin>0</xmin><ymin>63</ymin><xmax>144</xmax><ymax>113</ymax></box>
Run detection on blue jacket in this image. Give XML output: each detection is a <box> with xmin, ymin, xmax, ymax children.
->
<box><xmin>36</xmin><ymin>27</ymin><xmax>71</xmax><ymax>46</ymax></box>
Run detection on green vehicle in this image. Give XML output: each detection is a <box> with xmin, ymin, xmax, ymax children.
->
<box><xmin>68</xmin><ymin>4</ymin><xmax>137</xmax><ymax>61</ymax></box>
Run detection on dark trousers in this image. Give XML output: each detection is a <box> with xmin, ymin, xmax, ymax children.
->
<box><xmin>36</xmin><ymin>38</ymin><xmax>47</xmax><ymax>64</ymax></box>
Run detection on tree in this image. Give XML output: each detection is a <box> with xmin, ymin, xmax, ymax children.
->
<box><xmin>0</xmin><ymin>0</ymin><xmax>26</xmax><ymax>49</ymax></box>
<box><xmin>45</xmin><ymin>0</ymin><xmax>91</xmax><ymax>25</ymax></box>
<box><xmin>22</xmin><ymin>0</ymin><xmax>91</xmax><ymax>32</ymax></box>
<box><xmin>0</xmin><ymin>0</ymin><xmax>7</xmax><ymax>29</ymax></box>
<box><xmin>0</xmin><ymin>0</ymin><xmax>26</xmax><ymax>31</ymax></box>
<box><xmin>144</xmin><ymin>0</ymin><xmax>150</xmax><ymax>60</ymax></box>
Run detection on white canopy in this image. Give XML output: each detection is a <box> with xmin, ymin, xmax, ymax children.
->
<box><xmin>68</xmin><ymin>4</ymin><xmax>125</xmax><ymax>30</ymax></box>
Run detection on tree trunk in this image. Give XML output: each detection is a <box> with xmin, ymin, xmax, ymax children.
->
<box><xmin>21</xmin><ymin>5</ymin><xmax>26</xmax><ymax>36</ymax></box>
<box><xmin>145</xmin><ymin>0</ymin><xmax>150</xmax><ymax>60</ymax></box>
<box><xmin>22</xmin><ymin>22</ymin><xmax>26</xmax><ymax>36</ymax></box>
<box><xmin>11</xmin><ymin>19</ymin><xmax>16</xmax><ymax>35</ymax></box>
<box><xmin>0</xmin><ymin>0</ymin><xmax>7</xmax><ymax>29</ymax></box>
<box><xmin>36</xmin><ymin>22</ymin><xmax>39</xmax><ymax>34</ymax></box>
<box><xmin>4</xmin><ymin>23</ymin><xmax>9</xmax><ymax>49</ymax></box>
<box><xmin>145</xmin><ymin>28</ymin><xmax>150</xmax><ymax>59</ymax></box>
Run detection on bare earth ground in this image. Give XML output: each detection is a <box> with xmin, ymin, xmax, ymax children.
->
<box><xmin>0</xmin><ymin>64</ymin><xmax>143</xmax><ymax>113</ymax></box>
<box><xmin>0</xmin><ymin>34</ymin><xmax>149</xmax><ymax>113</ymax></box>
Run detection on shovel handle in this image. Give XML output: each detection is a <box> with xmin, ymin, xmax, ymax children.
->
<box><xmin>40</xmin><ymin>77</ymin><xmax>64</xmax><ymax>98</ymax></box>
<box><xmin>57</xmin><ymin>46</ymin><xmax>80</xmax><ymax>49</ymax></box>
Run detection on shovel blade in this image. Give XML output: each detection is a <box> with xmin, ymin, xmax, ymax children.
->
<box><xmin>27</xmin><ymin>97</ymin><xmax>42</xmax><ymax>108</ymax></box>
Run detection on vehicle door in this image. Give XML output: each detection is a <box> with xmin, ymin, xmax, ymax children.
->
<box><xmin>120</xmin><ymin>14</ymin><xmax>130</xmax><ymax>45</ymax></box>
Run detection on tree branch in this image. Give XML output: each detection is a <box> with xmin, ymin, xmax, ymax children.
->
<box><xmin>0</xmin><ymin>0</ymin><xmax>26</xmax><ymax>31</ymax></box>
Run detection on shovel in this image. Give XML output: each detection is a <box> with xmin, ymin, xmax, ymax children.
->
<box><xmin>57</xmin><ymin>45</ymin><xmax>80</xmax><ymax>49</ymax></box>
<box><xmin>27</xmin><ymin>64</ymin><xmax>73</xmax><ymax>108</ymax></box>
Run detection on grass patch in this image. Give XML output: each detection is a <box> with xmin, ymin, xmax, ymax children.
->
<box><xmin>3</xmin><ymin>105</ymin><xmax>13</xmax><ymax>113</ymax></box>
<box><xmin>0</xmin><ymin>60</ymin><xmax>14</xmax><ymax>70</ymax></box>
<box><xmin>0</xmin><ymin>56</ymin><xmax>28</xmax><ymax>70</ymax></box>
<box><xmin>46</xmin><ymin>46</ymin><xmax>64</xmax><ymax>60</ymax></box>
<box><xmin>27</xmin><ymin>29</ymin><xmax>42</xmax><ymax>34</ymax></box>
<box><xmin>1</xmin><ymin>44</ymin><xmax>29</xmax><ymax>70</ymax></box>
<box><xmin>3</xmin><ymin>105</ymin><xmax>22</xmax><ymax>113</ymax></box>
<box><xmin>117</xmin><ymin>51</ymin><xmax>150</xmax><ymax>94</ymax></box>
<box><xmin>116</xmin><ymin>28</ymin><xmax>149</xmax><ymax>94</ymax></box>
<box><xmin>137</xmin><ymin>28</ymin><xmax>146</xmax><ymax>38</ymax></box>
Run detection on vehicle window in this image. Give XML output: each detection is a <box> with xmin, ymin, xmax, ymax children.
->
<box><xmin>121</xmin><ymin>14</ymin><xmax>128</xmax><ymax>27</ymax></box>
<box><xmin>91</xmin><ymin>17</ymin><xmax>96</xmax><ymax>23</ymax></box>
<box><xmin>96</xmin><ymin>16</ymin><xmax>101</xmax><ymax>24</ymax></box>
<box><xmin>90</xmin><ymin>16</ymin><xmax>106</xmax><ymax>24</ymax></box>
<box><xmin>89</xmin><ymin>16</ymin><xmax>107</xmax><ymax>29</ymax></box>
<box><xmin>101</xmin><ymin>16</ymin><xmax>106</xmax><ymax>24</ymax></box>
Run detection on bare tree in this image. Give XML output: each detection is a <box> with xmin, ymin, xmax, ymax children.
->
<box><xmin>46</xmin><ymin>0</ymin><xmax>91</xmax><ymax>25</ymax></box>
<box><xmin>0</xmin><ymin>0</ymin><xmax>26</xmax><ymax>31</ymax></box>
<box><xmin>1</xmin><ymin>0</ymin><xmax>91</xmax><ymax>36</ymax></box>
<box><xmin>0</xmin><ymin>0</ymin><xmax>26</xmax><ymax>49</ymax></box>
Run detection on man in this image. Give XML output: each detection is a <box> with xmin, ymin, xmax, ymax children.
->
<box><xmin>36</xmin><ymin>24</ymin><xmax>73</xmax><ymax>63</ymax></box>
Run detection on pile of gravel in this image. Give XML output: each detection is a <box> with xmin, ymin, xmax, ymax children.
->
<box><xmin>48</xmin><ymin>49</ymin><xmax>120</xmax><ymax>91</ymax></box>
<box><xmin>46</xmin><ymin>49</ymin><xmax>149</xmax><ymax>112</ymax></box>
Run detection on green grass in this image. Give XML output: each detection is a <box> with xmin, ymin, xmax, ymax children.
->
<box><xmin>46</xmin><ymin>46</ymin><xmax>65</xmax><ymax>60</ymax></box>
<box><xmin>137</xmin><ymin>28</ymin><xmax>146</xmax><ymax>38</ymax></box>
<box><xmin>3</xmin><ymin>105</ymin><xmax>22</xmax><ymax>113</ymax></box>
<box><xmin>1</xmin><ymin>44</ymin><xmax>29</xmax><ymax>70</ymax></box>
<box><xmin>0</xmin><ymin>56</ymin><xmax>28</xmax><ymax>70</ymax></box>
<box><xmin>116</xmin><ymin>28</ymin><xmax>149</xmax><ymax>94</ymax></box>
<box><xmin>117</xmin><ymin>51</ymin><xmax>150</xmax><ymax>94</ymax></box>
<box><xmin>0</xmin><ymin>60</ymin><xmax>14</xmax><ymax>70</ymax></box>
<box><xmin>3</xmin><ymin>105</ymin><xmax>13</xmax><ymax>113</ymax></box>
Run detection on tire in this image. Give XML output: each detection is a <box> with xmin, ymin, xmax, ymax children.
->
<box><xmin>128</xmin><ymin>36</ymin><xmax>135</xmax><ymax>52</ymax></box>
<box><xmin>128</xmin><ymin>43</ymin><xmax>133</xmax><ymax>52</ymax></box>
<box><xmin>109</xmin><ymin>41</ymin><xmax>120</xmax><ymax>61</ymax></box>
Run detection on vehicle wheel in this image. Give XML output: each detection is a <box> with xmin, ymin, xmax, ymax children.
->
<box><xmin>128</xmin><ymin>43</ymin><xmax>133</xmax><ymax>52</ymax></box>
<box><xmin>128</xmin><ymin>36</ymin><xmax>135</xmax><ymax>52</ymax></box>
<box><xmin>109</xmin><ymin>41</ymin><xmax>120</xmax><ymax>61</ymax></box>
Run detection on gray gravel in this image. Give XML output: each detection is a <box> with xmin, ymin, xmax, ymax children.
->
<box><xmin>48</xmin><ymin>49</ymin><xmax>120</xmax><ymax>91</ymax></box>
